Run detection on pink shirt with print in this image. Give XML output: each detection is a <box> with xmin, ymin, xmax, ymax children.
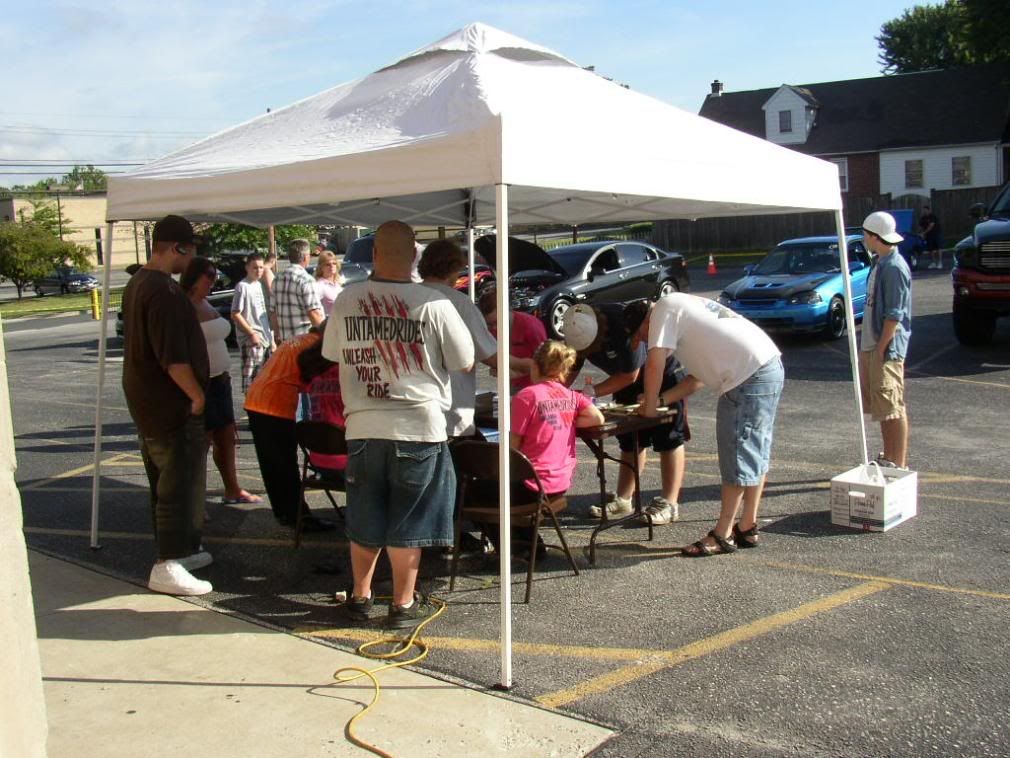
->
<box><xmin>511</xmin><ymin>380</ymin><xmax>592</xmax><ymax>494</ymax></box>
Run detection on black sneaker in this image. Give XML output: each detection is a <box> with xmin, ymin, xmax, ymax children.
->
<box><xmin>386</xmin><ymin>592</ymin><xmax>437</xmax><ymax>629</ymax></box>
<box><xmin>339</xmin><ymin>591</ymin><xmax>374</xmax><ymax>622</ymax></box>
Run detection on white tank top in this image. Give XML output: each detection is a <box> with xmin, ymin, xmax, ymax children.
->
<box><xmin>201</xmin><ymin>316</ymin><xmax>232</xmax><ymax>377</ymax></box>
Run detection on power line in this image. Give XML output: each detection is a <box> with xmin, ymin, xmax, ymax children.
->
<box><xmin>0</xmin><ymin>171</ymin><xmax>126</xmax><ymax>175</ymax></box>
<box><xmin>0</xmin><ymin>124</ymin><xmax>205</xmax><ymax>138</ymax></box>
<box><xmin>0</xmin><ymin>161</ymin><xmax>146</xmax><ymax>166</ymax></box>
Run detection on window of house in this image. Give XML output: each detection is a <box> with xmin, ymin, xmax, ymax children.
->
<box><xmin>779</xmin><ymin>110</ymin><xmax>792</xmax><ymax>133</ymax></box>
<box><xmin>904</xmin><ymin>159</ymin><xmax>924</xmax><ymax>189</ymax></box>
<box><xmin>952</xmin><ymin>156</ymin><xmax>971</xmax><ymax>186</ymax></box>
<box><xmin>831</xmin><ymin>158</ymin><xmax>849</xmax><ymax>192</ymax></box>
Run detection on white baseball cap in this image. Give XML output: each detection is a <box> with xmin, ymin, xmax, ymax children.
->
<box><xmin>862</xmin><ymin>211</ymin><xmax>904</xmax><ymax>244</ymax></box>
<box><xmin>562</xmin><ymin>304</ymin><xmax>598</xmax><ymax>351</ymax></box>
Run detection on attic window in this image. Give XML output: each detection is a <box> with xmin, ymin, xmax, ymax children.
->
<box><xmin>952</xmin><ymin>156</ymin><xmax>971</xmax><ymax>186</ymax></box>
<box><xmin>778</xmin><ymin>110</ymin><xmax>792</xmax><ymax>133</ymax></box>
<box><xmin>904</xmin><ymin>159</ymin><xmax>923</xmax><ymax>189</ymax></box>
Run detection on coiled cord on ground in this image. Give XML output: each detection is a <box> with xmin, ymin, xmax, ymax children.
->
<box><xmin>331</xmin><ymin>594</ymin><xmax>447</xmax><ymax>758</ymax></box>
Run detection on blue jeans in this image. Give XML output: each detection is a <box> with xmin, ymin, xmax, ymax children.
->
<box><xmin>716</xmin><ymin>357</ymin><xmax>784</xmax><ymax>486</ymax></box>
<box><xmin>139</xmin><ymin>414</ymin><xmax>207</xmax><ymax>559</ymax></box>
<box><xmin>344</xmin><ymin>439</ymin><xmax>456</xmax><ymax>548</ymax></box>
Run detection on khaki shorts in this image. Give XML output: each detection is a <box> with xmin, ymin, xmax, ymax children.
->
<box><xmin>859</xmin><ymin>350</ymin><xmax>906</xmax><ymax>421</ymax></box>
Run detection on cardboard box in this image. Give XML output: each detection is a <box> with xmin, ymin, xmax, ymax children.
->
<box><xmin>830</xmin><ymin>464</ymin><xmax>917</xmax><ymax>532</ymax></box>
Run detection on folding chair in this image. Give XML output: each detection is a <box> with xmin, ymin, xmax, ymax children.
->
<box><xmin>294</xmin><ymin>420</ymin><xmax>347</xmax><ymax>548</ymax></box>
<box><xmin>449</xmin><ymin>441</ymin><xmax>579</xmax><ymax>603</ymax></box>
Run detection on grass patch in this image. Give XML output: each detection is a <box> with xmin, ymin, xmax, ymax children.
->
<box><xmin>0</xmin><ymin>288</ymin><xmax>124</xmax><ymax>319</ymax></box>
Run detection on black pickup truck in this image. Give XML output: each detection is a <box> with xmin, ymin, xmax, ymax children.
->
<box><xmin>951</xmin><ymin>182</ymin><xmax>1010</xmax><ymax>345</ymax></box>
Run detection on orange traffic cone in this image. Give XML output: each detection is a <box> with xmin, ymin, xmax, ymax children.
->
<box><xmin>707</xmin><ymin>254</ymin><xmax>718</xmax><ymax>276</ymax></box>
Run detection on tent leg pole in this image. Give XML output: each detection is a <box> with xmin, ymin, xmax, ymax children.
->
<box><xmin>268</xmin><ymin>226</ymin><xmax>276</xmax><ymax>258</ymax></box>
<box><xmin>835</xmin><ymin>211</ymin><xmax>869</xmax><ymax>465</ymax></box>
<box><xmin>467</xmin><ymin>227</ymin><xmax>476</xmax><ymax>303</ymax></box>
<box><xmin>90</xmin><ymin>221</ymin><xmax>115</xmax><ymax>549</ymax></box>
<box><xmin>495</xmin><ymin>183</ymin><xmax>513</xmax><ymax>690</ymax></box>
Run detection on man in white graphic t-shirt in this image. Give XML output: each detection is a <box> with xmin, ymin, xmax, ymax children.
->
<box><xmin>636</xmin><ymin>293</ymin><xmax>784</xmax><ymax>557</ymax></box>
<box><xmin>322</xmin><ymin>221</ymin><xmax>474</xmax><ymax>628</ymax></box>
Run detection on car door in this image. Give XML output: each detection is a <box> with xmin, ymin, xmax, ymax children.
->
<box><xmin>614</xmin><ymin>243</ymin><xmax>660</xmax><ymax>301</ymax></box>
<box><xmin>582</xmin><ymin>247</ymin><xmax>626</xmax><ymax>305</ymax></box>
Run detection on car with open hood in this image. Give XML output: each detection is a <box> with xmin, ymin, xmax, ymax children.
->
<box><xmin>474</xmin><ymin>236</ymin><xmax>689</xmax><ymax>338</ymax></box>
<box><xmin>717</xmin><ymin>234</ymin><xmax>871</xmax><ymax>339</ymax></box>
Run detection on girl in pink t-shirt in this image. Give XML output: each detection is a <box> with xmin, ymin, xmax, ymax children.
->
<box><xmin>510</xmin><ymin>340</ymin><xmax>605</xmax><ymax>495</ymax></box>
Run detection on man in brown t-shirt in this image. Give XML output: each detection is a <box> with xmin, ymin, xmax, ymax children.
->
<box><xmin>122</xmin><ymin>214</ymin><xmax>213</xmax><ymax>596</ymax></box>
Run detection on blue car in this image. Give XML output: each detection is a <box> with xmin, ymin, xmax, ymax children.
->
<box><xmin>717</xmin><ymin>235</ymin><xmax>872</xmax><ymax>339</ymax></box>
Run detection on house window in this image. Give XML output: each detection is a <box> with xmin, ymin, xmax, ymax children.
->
<box><xmin>779</xmin><ymin>110</ymin><xmax>792</xmax><ymax>133</ymax></box>
<box><xmin>952</xmin><ymin>156</ymin><xmax>971</xmax><ymax>186</ymax></box>
<box><xmin>904</xmin><ymin>159</ymin><xmax>924</xmax><ymax>189</ymax></box>
<box><xmin>830</xmin><ymin>158</ymin><xmax>849</xmax><ymax>192</ymax></box>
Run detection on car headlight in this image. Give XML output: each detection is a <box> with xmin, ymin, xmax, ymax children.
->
<box><xmin>788</xmin><ymin>291</ymin><xmax>822</xmax><ymax>305</ymax></box>
<box><xmin>717</xmin><ymin>292</ymin><xmax>732</xmax><ymax>305</ymax></box>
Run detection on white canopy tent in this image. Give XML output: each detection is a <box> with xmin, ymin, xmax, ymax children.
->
<box><xmin>97</xmin><ymin>22</ymin><xmax>867</xmax><ymax>688</ymax></box>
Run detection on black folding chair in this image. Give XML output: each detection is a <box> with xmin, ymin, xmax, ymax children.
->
<box><xmin>449</xmin><ymin>441</ymin><xmax>579</xmax><ymax>603</ymax></box>
<box><xmin>294</xmin><ymin>420</ymin><xmax>347</xmax><ymax>548</ymax></box>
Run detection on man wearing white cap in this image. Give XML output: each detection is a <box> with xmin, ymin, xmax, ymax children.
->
<box><xmin>860</xmin><ymin>211</ymin><xmax>912</xmax><ymax>468</ymax></box>
<box><xmin>563</xmin><ymin>301</ymin><xmax>689</xmax><ymax>525</ymax></box>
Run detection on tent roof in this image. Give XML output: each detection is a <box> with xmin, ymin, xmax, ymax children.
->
<box><xmin>107</xmin><ymin>22</ymin><xmax>842</xmax><ymax>226</ymax></box>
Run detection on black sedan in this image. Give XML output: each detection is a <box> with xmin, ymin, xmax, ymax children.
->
<box><xmin>475</xmin><ymin>236</ymin><xmax>690</xmax><ymax>337</ymax></box>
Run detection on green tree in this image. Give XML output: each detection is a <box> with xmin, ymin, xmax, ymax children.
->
<box><xmin>0</xmin><ymin>222</ymin><xmax>91</xmax><ymax>299</ymax></box>
<box><xmin>199</xmin><ymin>223</ymin><xmax>320</xmax><ymax>256</ymax></box>
<box><xmin>20</xmin><ymin>197</ymin><xmax>70</xmax><ymax>238</ymax></box>
<box><xmin>878</xmin><ymin>1</ymin><xmax>1010</xmax><ymax>74</ymax></box>
<box><xmin>61</xmin><ymin>164</ymin><xmax>107</xmax><ymax>191</ymax></box>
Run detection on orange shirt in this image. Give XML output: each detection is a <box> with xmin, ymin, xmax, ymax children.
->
<box><xmin>243</xmin><ymin>332</ymin><xmax>320</xmax><ymax>419</ymax></box>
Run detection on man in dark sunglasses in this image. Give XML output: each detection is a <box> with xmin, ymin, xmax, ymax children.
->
<box><xmin>122</xmin><ymin>214</ymin><xmax>215</xmax><ymax>596</ymax></box>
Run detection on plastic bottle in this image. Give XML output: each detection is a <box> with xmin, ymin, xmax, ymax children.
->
<box><xmin>583</xmin><ymin>376</ymin><xmax>600</xmax><ymax>406</ymax></box>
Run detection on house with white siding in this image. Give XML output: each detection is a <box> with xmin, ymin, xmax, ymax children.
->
<box><xmin>699</xmin><ymin>66</ymin><xmax>1010</xmax><ymax>204</ymax></box>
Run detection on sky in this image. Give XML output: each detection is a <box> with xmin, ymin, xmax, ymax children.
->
<box><xmin>2</xmin><ymin>0</ymin><xmax>919</xmax><ymax>187</ymax></box>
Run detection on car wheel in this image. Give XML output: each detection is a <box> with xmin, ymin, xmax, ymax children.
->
<box><xmin>60</xmin><ymin>284</ymin><xmax>69</xmax><ymax>295</ymax></box>
<box><xmin>34</xmin><ymin>286</ymin><xmax>44</xmax><ymax>297</ymax></box>
<box><xmin>824</xmin><ymin>296</ymin><xmax>846</xmax><ymax>339</ymax></box>
<box><xmin>658</xmin><ymin>279</ymin><xmax>678</xmax><ymax>298</ymax></box>
<box><xmin>547</xmin><ymin>298</ymin><xmax>574</xmax><ymax>339</ymax></box>
<box><xmin>953</xmin><ymin>303</ymin><xmax>995</xmax><ymax>345</ymax></box>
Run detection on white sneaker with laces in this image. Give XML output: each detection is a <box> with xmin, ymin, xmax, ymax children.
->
<box><xmin>589</xmin><ymin>495</ymin><xmax>633</xmax><ymax>519</ymax></box>
<box><xmin>178</xmin><ymin>550</ymin><xmax>213</xmax><ymax>572</ymax></box>
<box><xmin>639</xmin><ymin>497</ymin><xmax>678</xmax><ymax>525</ymax></box>
<box><xmin>148</xmin><ymin>560</ymin><xmax>213</xmax><ymax>596</ymax></box>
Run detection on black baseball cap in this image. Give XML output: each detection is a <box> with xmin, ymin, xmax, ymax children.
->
<box><xmin>152</xmin><ymin>215</ymin><xmax>203</xmax><ymax>246</ymax></box>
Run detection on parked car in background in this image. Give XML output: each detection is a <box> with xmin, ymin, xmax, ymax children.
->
<box><xmin>475</xmin><ymin>236</ymin><xmax>690</xmax><ymax>338</ymax></box>
<box><xmin>718</xmin><ymin>234</ymin><xmax>871</xmax><ymax>339</ymax></box>
<box><xmin>339</xmin><ymin>234</ymin><xmax>429</xmax><ymax>285</ymax></box>
<box><xmin>847</xmin><ymin>211</ymin><xmax>925</xmax><ymax>271</ymax></box>
<box><xmin>33</xmin><ymin>267</ymin><xmax>98</xmax><ymax>296</ymax></box>
<box><xmin>951</xmin><ymin>181</ymin><xmax>1010</xmax><ymax>345</ymax></box>
<box><xmin>115</xmin><ymin>258</ymin><xmax>240</xmax><ymax>347</ymax></box>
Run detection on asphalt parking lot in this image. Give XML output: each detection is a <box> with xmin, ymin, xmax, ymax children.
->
<box><xmin>8</xmin><ymin>261</ymin><xmax>1010</xmax><ymax>757</ymax></box>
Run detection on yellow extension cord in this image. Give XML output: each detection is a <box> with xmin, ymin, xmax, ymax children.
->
<box><xmin>331</xmin><ymin>594</ymin><xmax>447</xmax><ymax>758</ymax></box>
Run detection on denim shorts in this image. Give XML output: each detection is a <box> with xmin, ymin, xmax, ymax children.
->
<box><xmin>204</xmin><ymin>373</ymin><xmax>236</xmax><ymax>432</ymax></box>
<box><xmin>343</xmin><ymin>439</ymin><xmax>456</xmax><ymax>548</ymax></box>
<box><xmin>716</xmin><ymin>357</ymin><xmax>784</xmax><ymax>486</ymax></box>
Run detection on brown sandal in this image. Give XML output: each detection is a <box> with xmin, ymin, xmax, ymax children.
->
<box><xmin>733</xmin><ymin>523</ymin><xmax>760</xmax><ymax>549</ymax></box>
<box><xmin>682</xmin><ymin>530</ymin><xmax>737</xmax><ymax>558</ymax></box>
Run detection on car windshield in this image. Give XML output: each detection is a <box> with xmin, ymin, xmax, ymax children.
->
<box><xmin>548</xmin><ymin>248</ymin><xmax>595</xmax><ymax>275</ymax></box>
<box><xmin>753</xmin><ymin>245</ymin><xmax>842</xmax><ymax>275</ymax></box>
<box><xmin>989</xmin><ymin>183</ymin><xmax>1010</xmax><ymax>216</ymax></box>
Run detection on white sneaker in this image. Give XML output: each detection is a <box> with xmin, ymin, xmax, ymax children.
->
<box><xmin>148</xmin><ymin>560</ymin><xmax>213</xmax><ymax>596</ymax></box>
<box><xmin>639</xmin><ymin>497</ymin><xmax>678</xmax><ymax>525</ymax></box>
<box><xmin>589</xmin><ymin>496</ymin><xmax>633</xmax><ymax>519</ymax></box>
<box><xmin>178</xmin><ymin>550</ymin><xmax>213</xmax><ymax>572</ymax></box>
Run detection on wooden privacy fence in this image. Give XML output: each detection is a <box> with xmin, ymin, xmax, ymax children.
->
<box><xmin>650</xmin><ymin>185</ymin><xmax>1002</xmax><ymax>254</ymax></box>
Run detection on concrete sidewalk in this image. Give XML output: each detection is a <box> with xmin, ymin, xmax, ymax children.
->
<box><xmin>30</xmin><ymin>552</ymin><xmax>613</xmax><ymax>757</ymax></box>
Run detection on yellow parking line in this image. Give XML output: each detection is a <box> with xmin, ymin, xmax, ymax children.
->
<box><xmin>763</xmin><ymin>561</ymin><xmax>1010</xmax><ymax>600</ymax></box>
<box><xmin>536</xmin><ymin>580</ymin><xmax>889</xmax><ymax>708</ymax></box>
<box><xmin>21</xmin><ymin>453</ymin><xmax>134</xmax><ymax>491</ymax></box>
